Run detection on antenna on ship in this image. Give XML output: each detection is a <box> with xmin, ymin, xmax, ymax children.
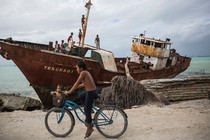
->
<box><xmin>81</xmin><ymin>0</ymin><xmax>92</xmax><ymax>48</ymax></box>
<box><xmin>144</xmin><ymin>30</ymin><xmax>146</xmax><ymax>36</ymax></box>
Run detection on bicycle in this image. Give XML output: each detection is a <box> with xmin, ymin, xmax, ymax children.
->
<box><xmin>44</xmin><ymin>94</ymin><xmax>128</xmax><ymax>138</ymax></box>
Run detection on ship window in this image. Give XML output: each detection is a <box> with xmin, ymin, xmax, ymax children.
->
<box><xmin>145</xmin><ymin>40</ymin><xmax>150</xmax><ymax>45</ymax></box>
<box><xmin>154</xmin><ymin>42</ymin><xmax>161</xmax><ymax>48</ymax></box>
<box><xmin>132</xmin><ymin>39</ymin><xmax>139</xmax><ymax>43</ymax></box>
<box><xmin>139</xmin><ymin>55</ymin><xmax>144</xmax><ymax>61</ymax></box>
<box><xmin>141</xmin><ymin>39</ymin><xmax>145</xmax><ymax>44</ymax></box>
<box><xmin>162</xmin><ymin>44</ymin><xmax>166</xmax><ymax>48</ymax></box>
<box><xmin>84</xmin><ymin>50</ymin><xmax>91</xmax><ymax>58</ymax></box>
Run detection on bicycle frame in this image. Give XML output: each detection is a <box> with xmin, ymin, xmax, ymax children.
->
<box><xmin>57</xmin><ymin>99</ymin><xmax>115</xmax><ymax>127</ymax></box>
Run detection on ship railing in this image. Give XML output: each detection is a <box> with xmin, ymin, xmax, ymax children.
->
<box><xmin>176</xmin><ymin>56</ymin><xmax>191</xmax><ymax>69</ymax></box>
<box><xmin>2</xmin><ymin>38</ymin><xmax>49</xmax><ymax>51</ymax></box>
<box><xmin>18</xmin><ymin>42</ymin><xmax>48</xmax><ymax>51</ymax></box>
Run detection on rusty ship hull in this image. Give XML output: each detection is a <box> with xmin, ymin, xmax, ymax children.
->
<box><xmin>0</xmin><ymin>39</ymin><xmax>191</xmax><ymax>108</ymax></box>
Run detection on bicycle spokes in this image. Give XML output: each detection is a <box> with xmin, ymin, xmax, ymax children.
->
<box><xmin>45</xmin><ymin>108</ymin><xmax>75</xmax><ymax>137</ymax></box>
<box><xmin>94</xmin><ymin>106</ymin><xmax>128</xmax><ymax>138</ymax></box>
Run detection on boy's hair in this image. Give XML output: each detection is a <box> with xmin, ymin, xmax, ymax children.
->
<box><xmin>57</xmin><ymin>84</ymin><xmax>63</xmax><ymax>90</ymax></box>
<box><xmin>77</xmin><ymin>60</ymin><xmax>87</xmax><ymax>70</ymax></box>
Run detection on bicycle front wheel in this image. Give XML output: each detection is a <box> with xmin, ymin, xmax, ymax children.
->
<box><xmin>94</xmin><ymin>105</ymin><xmax>128</xmax><ymax>138</ymax></box>
<box><xmin>45</xmin><ymin>107</ymin><xmax>75</xmax><ymax>137</ymax></box>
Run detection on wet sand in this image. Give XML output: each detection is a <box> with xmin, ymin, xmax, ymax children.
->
<box><xmin>0</xmin><ymin>99</ymin><xmax>210</xmax><ymax>140</ymax></box>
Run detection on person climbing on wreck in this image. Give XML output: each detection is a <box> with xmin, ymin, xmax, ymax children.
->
<box><xmin>64</xmin><ymin>60</ymin><xmax>98</xmax><ymax>138</ymax></box>
<box><xmin>60</xmin><ymin>40</ymin><xmax>64</xmax><ymax>53</ymax></box>
<box><xmin>67</xmin><ymin>32</ymin><xmax>73</xmax><ymax>43</ymax></box>
<box><xmin>78</xmin><ymin>29</ymin><xmax>82</xmax><ymax>46</ymax></box>
<box><xmin>54</xmin><ymin>40</ymin><xmax>59</xmax><ymax>52</ymax></box>
<box><xmin>67</xmin><ymin>32</ymin><xmax>74</xmax><ymax>49</ymax></box>
<box><xmin>95</xmin><ymin>35</ymin><xmax>100</xmax><ymax>49</ymax></box>
<box><xmin>81</xmin><ymin>15</ymin><xmax>85</xmax><ymax>29</ymax></box>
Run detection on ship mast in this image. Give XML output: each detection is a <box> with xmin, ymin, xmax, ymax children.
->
<box><xmin>81</xmin><ymin>0</ymin><xmax>92</xmax><ymax>48</ymax></box>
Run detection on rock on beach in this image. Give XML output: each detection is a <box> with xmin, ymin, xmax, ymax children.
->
<box><xmin>0</xmin><ymin>93</ymin><xmax>42</xmax><ymax>112</ymax></box>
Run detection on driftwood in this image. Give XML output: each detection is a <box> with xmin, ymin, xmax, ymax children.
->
<box><xmin>100</xmin><ymin>76</ymin><xmax>165</xmax><ymax>109</ymax></box>
<box><xmin>141</xmin><ymin>76</ymin><xmax>210</xmax><ymax>102</ymax></box>
<box><xmin>125</xmin><ymin>57</ymin><xmax>133</xmax><ymax>79</ymax></box>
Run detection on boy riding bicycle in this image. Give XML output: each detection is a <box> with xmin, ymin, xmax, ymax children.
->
<box><xmin>64</xmin><ymin>60</ymin><xmax>98</xmax><ymax>138</ymax></box>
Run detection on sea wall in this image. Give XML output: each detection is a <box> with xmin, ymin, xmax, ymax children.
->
<box><xmin>141</xmin><ymin>76</ymin><xmax>210</xmax><ymax>102</ymax></box>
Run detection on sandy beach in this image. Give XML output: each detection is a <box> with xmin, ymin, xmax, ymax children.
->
<box><xmin>0</xmin><ymin>99</ymin><xmax>210</xmax><ymax>140</ymax></box>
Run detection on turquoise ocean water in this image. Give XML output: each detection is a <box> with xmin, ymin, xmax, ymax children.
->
<box><xmin>0</xmin><ymin>56</ymin><xmax>210</xmax><ymax>99</ymax></box>
<box><xmin>0</xmin><ymin>65</ymin><xmax>38</xmax><ymax>99</ymax></box>
<box><xmin>176</xmin><ymin>56</ymin><xmax>210</xmax><ymax>78</ymax></box>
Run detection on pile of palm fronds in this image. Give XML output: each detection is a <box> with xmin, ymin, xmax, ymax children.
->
<box><xmin>100</xmin><ymin>76</ymin><xmax>165</xmax><ymax>109</ymax></box>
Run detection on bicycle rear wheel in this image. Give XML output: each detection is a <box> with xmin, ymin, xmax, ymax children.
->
<box><xmin>45</xmin><ymin>107</ymin><xmax>75</xmax><ymax>137</ymax></box>
<box><xmin>94</xmin><ymin>105</ymin><xmax>128</xmax><ymax>138</ymax></box>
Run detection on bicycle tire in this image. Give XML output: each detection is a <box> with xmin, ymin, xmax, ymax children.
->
<box><xmin>94</xmin><ymin>105</ymin><xmax>128</xmax><ymax>138</ymax></box>
<box><xmin>45</xmin><ymin>107</ymin><xmax>75</xmax><ymax>137</ymax></box>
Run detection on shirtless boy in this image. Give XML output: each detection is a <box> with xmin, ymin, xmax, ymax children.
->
<box><xmin>64</xmin><ymin>60</ymin><xmax>98</xmax><ymax>138</ymax></box>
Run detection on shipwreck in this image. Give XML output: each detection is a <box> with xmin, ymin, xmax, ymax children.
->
<box><xmin>0</xmin><ymin>0</ymin><xmax>191</xmax><ymax>108</ymax></box>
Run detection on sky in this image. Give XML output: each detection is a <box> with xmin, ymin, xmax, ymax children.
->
<box><xmin>0</xmin><ymin>0</ymin><xmax>210</xmax><ymax>65</ymax></box>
